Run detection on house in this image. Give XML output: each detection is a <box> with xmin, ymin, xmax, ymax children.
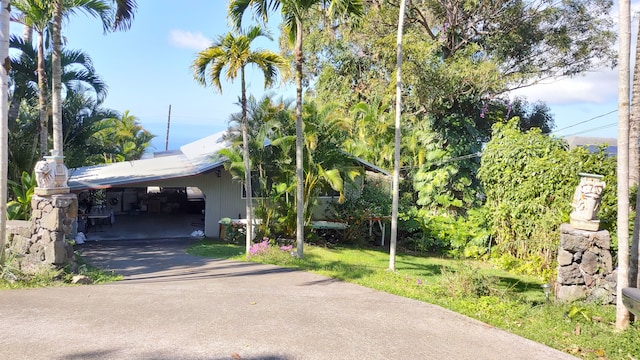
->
<box><xmin>68</xmin><ymin>131</ymin><xmax>390</xmax><ymax>238</ymax></box>
<box><xmin>565</xmin><ymin>136</ymin><xmax>617</xmax><ymax>156</ymax></box>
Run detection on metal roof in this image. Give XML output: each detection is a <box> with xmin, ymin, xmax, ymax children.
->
<box><xmin>68</xmin><ymin>131</ymin><xmax>228</xmax><ymax>191</ymax></box>
<box><xmin>68</xmin><ymin>131</ymin><xmax>391</xmax><ymax>191</ymax></box>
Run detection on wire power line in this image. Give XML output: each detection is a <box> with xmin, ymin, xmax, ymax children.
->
<box><xmin>551</xmin><ymin>109</ymin><xmax>618</xmax><ymax>134</ymax></box>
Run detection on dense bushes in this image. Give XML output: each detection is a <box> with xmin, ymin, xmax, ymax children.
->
<box><xmin>478</xmin><ymin>120</ymin><xmax>616</xmax><ymax>275</ymax></box>
<box><xmin>392</xmin><ymin>119</ymin><xmax>616</xmax><ymax>278</ymax></box>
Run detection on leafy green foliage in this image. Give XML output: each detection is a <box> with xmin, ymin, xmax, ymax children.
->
<box><xmin>478</xmin><ymin>119</ymin><xmax>617</xmax><ymax>274</ymax></box>
<box><xmin>6</xmin><ymin>171</ymin><xmax>36</xmax><ymax>220</ymax></box>
<box><xmin>326</xmin><ymin>180</ymin><xmax>392</xmax><ymax>244</ymax></box>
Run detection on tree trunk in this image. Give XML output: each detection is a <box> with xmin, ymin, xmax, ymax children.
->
<box><xmin>389</xmin><ymin>0</ymin><xmax>406</xmax><ymax>271</ymax></box>
<box><xmin>37</xmin><ymin>31</ymin><xmax>49</xmax><ymax>157</ymax></box>
<box><xmin>0</xmin><ymin>0</ymin><xmax>11</xmax><ymax>266</ymax></box>
<box><xmin>241</xmin><ymin>66</ymin><xmax>254</xmax><ymax>255</ymax></box>
<box><xmin>7</xmin><ymin>25</ymin><xmax>34</xmax><ymax>126</ymax></box>
<box><xmin>617</xmin><ymin>0</ymin><xmax>631</xmax><ymax>330</ymax></box>
<box><xmin>631</xmin><ymin>16</ymin><xmax>640</xmax><ymax>302</ymax></box>
<box><xmin>22</xmin><ymin>23</ymin><xmax>32</xmax><ymax>43</ymax></box>
<box><xmin>51</xmin><ymin>0</ymin><xmax>64</xmax><ymax>156</ymax></box>
<box><xmin>295</xmin><ymin>20</ymin><xmax>304</xmax><ymax>259</ymax></box>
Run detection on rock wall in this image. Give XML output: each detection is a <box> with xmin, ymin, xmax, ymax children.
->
<box><xmin>556</xmin><ymin>223</ymin><xmax>616</xmax><ymax>304</ymax></box>
<box><xmin>5</xmin><ymin>194</ymin><xmax>78</xmax><ymax>274</ymax></box>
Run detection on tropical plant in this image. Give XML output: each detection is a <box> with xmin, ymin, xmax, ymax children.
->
<box><xmin>50</xmin><ymin>0</ymin><xmax>137</xmax><ymax>157</ymax></box>
<box><xmin>192</xmin><ymin>25</ymin><xmax>288</xmax><ymax>255</ymax></box>
<box><xmin>12</xmin><ymin>0</ymin><xmax>56</xmax><ymax>156</ymax></box>
<box><xmin>6</xmin><ymin>171</ymin><xmax>36</xmax><ymax>220</ymax></box>
<box><xmin>478</xmin><ymin>119</ymin><xmax>617</xmax><ymax>276</ymax></box>
<box><xmin>8</xmin><ymin>35</ymin><xmax>108</xmax><ymax>154</ymax></box>
<box><xmin>221</xmin><ymin>95</ymin><xmax>296</xmax><ymax>239</ymax></box>
<box><xmin>92</xmin><ymin>110</ymin><xmax>154</xmax><ymax>163</ymax></box>
<box><xmin>61</xmin><ymin>90</ymin><xmax>121</xmax><ymax>167</ymax></box>
<box><xmin>229</xmin><ymin>0</ymin><xmax>365</xmax><ymax>258</ymax></box>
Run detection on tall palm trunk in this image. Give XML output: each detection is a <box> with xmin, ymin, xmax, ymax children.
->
<box><xmin>241</xmin><ymin>66</ymin><xmax>254</xmax><ymax>254</ymax></box>
<box><xmin>37</xmin><ymin>31</ymin><xmax>49</xmax><ymax>156</ymax></box>
<box><xmin>630</xmin><ymin>17</ymin><xmax>640</xmax><ymax>294</ymax></box>
<box><xmin>51</xmin><ymin>0</ymin><xmax>64</xmax><ymax>155</ymax></box>
<box><xmin>0</xmin><ymin>0</ymin><xmax>11</xmax><ymax>266</ymax></box>
<box><xmin>389</xmin><ymin>0</ymin><xmax>406</xmax><ymax>271</ymax></box>
<box><xmin>295</xmin><ymin>20</ymin><xmax>304</xmax><ymax>259</ymax></box>
<box><xmin>617</xmin><ymin>0</ymin><xmax>631</xmax><ymax>330</ymax></box>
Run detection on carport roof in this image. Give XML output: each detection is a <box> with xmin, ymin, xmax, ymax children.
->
<box><xmin>68</xmin><ymin>131</ymin><xmax>228</xmax><ymax>191</ymax></box>
<box><xmin>68</xmin><ymin>131</ymin><xmax>391</xmax><ymax>191</ymax></box>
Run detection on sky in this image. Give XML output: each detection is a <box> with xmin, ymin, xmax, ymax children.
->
<box><xmin>9</xmin><ymin>0</ymin><xmax>637</xmax><ymax>152</ymax></box>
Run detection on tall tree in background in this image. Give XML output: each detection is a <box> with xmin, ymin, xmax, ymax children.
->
<box><xmin>0</xmin><ymin>0</ymin><xmax>10</xmax><ymax>266</ymax></box>
<box><xmin>228</xmin><ymin>0</ymin><xmax>364</xmax><ymax>259</ymax></box>
<box><xmin>192</xmin><ymin>25</ymin><xmax>287</xmax><ymax>255</ymax></box>
<box><xmin>51</xmin><ymin>0</ymin><xmax>136</xmax><ymax>157</ymax></box>
<box><xmin>617</xmin><ymin>0</ymin><xmax>631</xmax><ymax>330</ymax></box>
<box><xmin>301</xmin><ymin>1</ymin><xmax>615</xmax><ymax>217</ymax></box>
<box><xmin>12</xmin><ymin>0</ymin><xmax>54</xmax><ymax>156</ymax></box>
<box><xmin>389</xmin><ymin>0</ymin><xmax>406</xmax><ymax>271</ymax></box>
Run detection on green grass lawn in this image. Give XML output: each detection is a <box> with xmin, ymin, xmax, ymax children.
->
<box><xmin>187</xmin><ymin>239</ymin><xmax>640</xmax><ymax>360</ymax></box>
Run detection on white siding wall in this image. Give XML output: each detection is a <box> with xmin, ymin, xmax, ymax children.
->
<box><xmin>136</xmin><ymin>169</ymin><xmax>246</xmax><ymax>238</ymax></box>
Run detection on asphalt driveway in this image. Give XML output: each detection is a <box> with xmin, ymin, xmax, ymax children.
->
<box><xmin>0</xmin><ymin>238</ymin><xmax>576</xmax><ymax>360</ymax></box>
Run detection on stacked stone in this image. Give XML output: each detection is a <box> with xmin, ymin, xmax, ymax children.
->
<box><xmin>556</xmin><ymin>223</ymin><xmax>616</xmax><ymax>304</ymax></box>
<box><xmin>6</xmin><ymin>194</ymin><xmax>77</xmax><ymax>274</ymax></box>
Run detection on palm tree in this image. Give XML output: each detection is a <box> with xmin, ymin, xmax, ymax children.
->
<box><xmin>228</xmin><ymin>0</ymin><xmax>364</xmax><ymax>258</ymax></box>
<box><xmin>0</xmin><ymin>0</ymin><xmax>11</xmax><ymax>266</ymax></box>
<box><xmin>12</xmin><ymin>0</ymin><xmax>55</xmax><ymax>156</ymax></box>
<box><xmin>192</xmin><ymin>26</ymin><xmax>288</xmax><ymax>255</ymax></box>
<box><xmin>617</xmin><ymin>0</ymin><xmax>631</xmax><ymax>330</ymax></box>
<box><xmin>94</xmin><ymin>110</ymin><xmax>154</xmax><ymax>162</ymax></box>
<box><xmin>51</xmin><ymin>0</ymin><xmax>136</xmax><ymax>157</ymax></box>
<box><xmin>389</xmin><ymin>0</ymin><xmax>407</xmax><ymax>271</ymax></box>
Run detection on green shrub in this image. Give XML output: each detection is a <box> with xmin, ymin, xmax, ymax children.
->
<box><xmin>478</xmin><ymin>120</ymin><xmax>617</xmax><ymax>274</ymax></box>
<box><xmin>326</xmin><ymin>179</ymin><xmax>391</xmax><ymax>245</ymax></box>
<box><xmin>435</xmin><ymin>263</ymin><xmax>500</xmax><ymax>298</ymax></box>
<box><xmin>6</xmin><ymin>171</ymin><xmax>36</xmax><ymax>220</ymax></box>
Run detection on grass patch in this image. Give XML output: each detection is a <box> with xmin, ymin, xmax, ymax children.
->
<box><xmin>187</xmin><ymin>239</ymin><xmax>640</xmax><ymax>359</ymax></box>
<box><xmin>0</xmin><ymin>252</ymin><xmax>122</xmax><ymax>289</ymax></box>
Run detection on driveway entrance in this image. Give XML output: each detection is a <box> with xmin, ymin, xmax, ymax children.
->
<box><xmin>0</xmin><ymin>240</ymin><xmax>577</xmax><ymax>360</ymax></box>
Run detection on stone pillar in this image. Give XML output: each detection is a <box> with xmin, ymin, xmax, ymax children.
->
<box><xmin>555</xmin><ymin>224</ymin><xmax>616</xmax><ymax>304</ymax></box>
<box><xmin>7</xmin><ymin>194</ymin><xmax>78</xmax><ymax>274</ymax></box>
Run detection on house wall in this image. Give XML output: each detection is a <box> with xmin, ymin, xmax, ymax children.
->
<box><xmin>148</xmin><ymin>169</ymin><xmax>245</xmax><ymax>238</ymax></box>
<box><xmin>90</xmin><ymin>166</ymin><xmax>385</xmax><ymax>239</ymax></box>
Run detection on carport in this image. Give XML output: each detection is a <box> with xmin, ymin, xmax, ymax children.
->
<box><xmin>68</xmin><ymin>131</ymin><xmax>246</xmax><ymax>239</ymax></box>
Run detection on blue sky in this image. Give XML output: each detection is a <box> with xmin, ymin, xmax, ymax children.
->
<box><xmin>10</xmin><ymin>0</ymin><xmax>632</xmax><ymax>151</ymax></box>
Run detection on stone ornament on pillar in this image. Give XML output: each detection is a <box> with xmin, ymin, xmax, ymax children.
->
<box><xmin>34</xmin><ymin>149</ymin><xmax>70</xmax><ymax>196</ymax></box>
<box><xmin>570</xmin><ymin>173</ymin><xmax>605</xmax><ymax>231</ymax></box>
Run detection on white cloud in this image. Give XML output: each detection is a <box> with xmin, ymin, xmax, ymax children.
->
<box><xmin>168</xmin><ymin>30</ymin><xmax>211</xmax><ymax>50</ymax></box>
<box><xmin>510</xmin><ymin>69</ymin><xmax>618</xmax><ymax>105</ymax></box>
